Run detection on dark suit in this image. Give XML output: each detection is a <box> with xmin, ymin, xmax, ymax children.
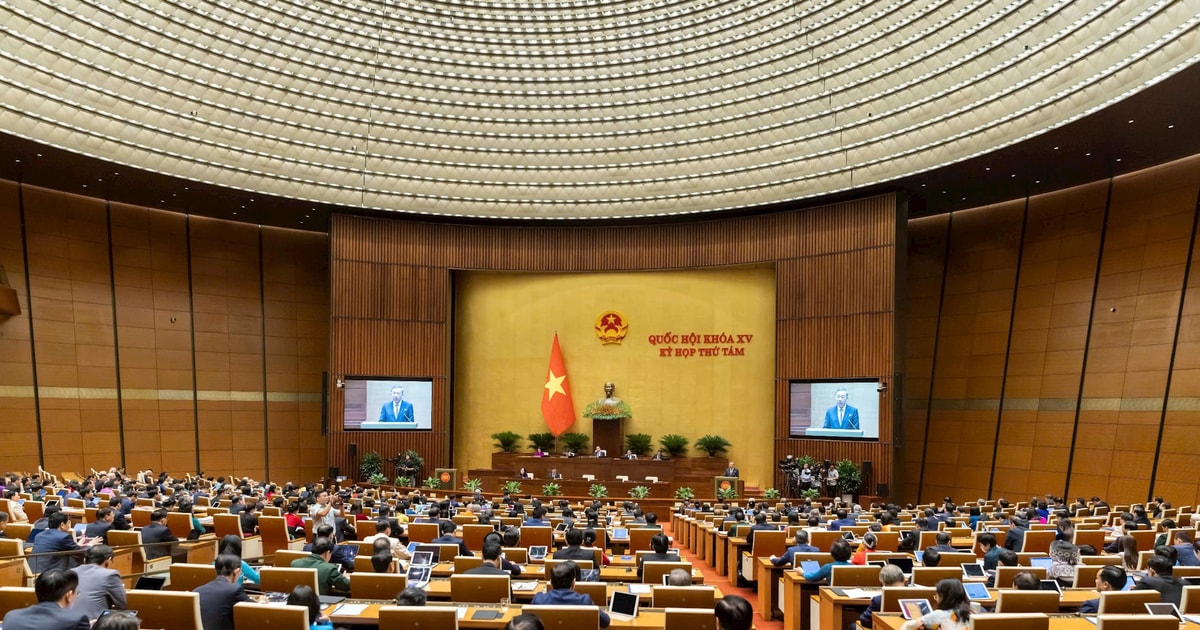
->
<box><xmin>1134</xmin><ymin>574</ymin><xmax>1185</xmax><ymax>606</ymax></box>
<box><xmin>636</xmin><ymin>552</ymin><xmax>680</xmax><ymax>579</ymax></box>
<box><xmin>72</xmin><ymin>563</ymin><xmax>126</xmax><ymax>619</ymax></box>
<box><xmin>140</xmin><ymin>522</ymin><xmax>179</xmax><ymax>560</ymax></box>
<box><xmin>29</xmin><ymin>529</ymin><xmax>82</xmax><ymax>573</ymax></box>
<box><xmin>822</xmin><ymin>404</ymin><xmax>860</xmax><ymax>430</ymax></box>
<box><xmin>194</xmin><ymin>577</ymin><xmax>251</xmax><ymax>630</ymax></box>
<box><xmin>1078</xmin><ymin>598</ymin><xmax>1099</xmax><ymax>614</ymax></box>
<box><xmin>2</xmin><ymin>601</ymin><xmax>89</xmax><ymax>630</ymax></box>
<box><xmin>464</xmin><ymin>563</ymin><xmax>510</xmax><ymax>576</ymax></box>
<box><xmin>530</xmin><ymin>589</ymin><xmax>610</xmax><ymax>628</ymax></box>
<box><xmin>379</xmin><ymin>400</ymin><xmax>415</xmax><ymax>423</ymax></box>
<box><xmin>552</xmin><ymin>546</ymin><xmax>594</xmax><ymax>561</ymax></box>
<box><xmin>773</xmin><ymin>543</ymin><xmax>819</xmax><ymax>567</ymax></box>
<box><xmin>724</xmin><ymin>467</ymin><xmax>739</xmax><ymax>477</ymax></box>
<box><xmin>84</xmin><ymin>521</ymin><xmax>113</xmax><ymax>544</ymax></box>
<box><xmin>433</xmin><ymin>533</ymin><xmax>471</xmax><ymax>557</ymax></box>
<box><xmin>745</xmin><ymin>523</ymin><xmax>776</xmax><ymax>548</ymax></box>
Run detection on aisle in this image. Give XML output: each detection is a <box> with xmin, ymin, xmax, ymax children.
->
<box><xmin>663</xmin><ymin>519</ymin><xmax>785</xmax><ymax>630</ymax></box>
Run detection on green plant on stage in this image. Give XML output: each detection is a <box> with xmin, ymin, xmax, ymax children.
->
<box><xmin>394</xmin><ymin>476</ymin><xmax>413</xmax><ymax>487</ymax></box>
<box><xmin>542</xmin><ymin>482</ymin><xmax>562</xmax><ymax>496</ymax></box>
<box><xmin>527</xmin><ymin>432</ymin><xmax>556</xmax><ymax>453</ymax></box>
<box><xmin>801</xmin><ymin>488</ymin><xmax>820</xmax><ymax>501</ymax></box>
<box><xmin>628</xmin><ymin>485</ymin><xmax>651</xmax><ymax>499</ymax></box>
<box><xmin>763</xmin><ymin>488</ymin><xmax>781</xmax><ymax>500</ymax></box>
<box><xmin>796</xmin><ymin>455</ymin><xmax>818</xmax><ymax>470</ymax></box>
<box><xmin>360</xmin><ymin>450</ymin><xmax>384</xmax><ymax>480</ymax></box>
<box><xmin>717</xmin><ymin>486</ymin><xmax>738</xmax><ymax>501</ymax></box>
<box><xmin>625</xmin><ymin>433</ymin><xmax>653</xmax><ymax>456</ymax></box>
<box><xmin>694</xmin><ymin>434</ymin><xmax>731</xmax><ymax>457</ymax></box>
<box><xmin>492</xmin><ymin>431</ymin><xmax>523</xmax><ymax>453</ymax></box>
<box><xmin>502</xmin><ymin>480</ymin><xmax>523</xmax><ymax>494</ymax></box>
<box><xmin>423</xmin><ymin>476</ymin><xmax>440</xmax><ymax>489</ymax></box>
<box><xmin>463</xmin><ymin>478</ymin><xmax>483</xmax><ymax>492</ymax></box>
<box><xmin>588</xmin><ymin>484</ymin><xmax>609</xmax><ymax>499</ymax></box>
<box><xmin>674</xmin><ymin>487</ymin><xmax>695</xmax><ymax>501</ymax></box>
<box><xmin>560</xmin><ymin>432</ymin><xmax>591</xmax><ymax>454</ymax></box>
<box><xmin>658</xmin><ymin>434</ymin><xmax>690</xmax><ymax>457</ymax></box>
<box><xmin>367</xmin><ymin>472</ymin><xmax>387</xmax><ymax>485</ymax></box>
<box><xmin>835</xmin><ymin>459</ymin><xmax>863</xmax><ymax>495</ymax></box>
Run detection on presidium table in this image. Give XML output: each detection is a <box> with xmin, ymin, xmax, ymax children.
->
<box><xmin>470</xmin><ymin>453</ymin><xmax>743</xmax><ymax>497</ymax></box>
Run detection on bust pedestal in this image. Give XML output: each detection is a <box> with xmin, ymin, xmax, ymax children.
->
<box><xmin>592</xmin><ymin>419</ymin><xmax>624</xmax><ymax>458</ymax></box>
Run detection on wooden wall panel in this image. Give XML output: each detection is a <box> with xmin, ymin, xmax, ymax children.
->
<box><xmin>907</xmin><ymin>155</ymin><xmax>1200</xmax><ymax>506</ymax></box>
<box><xmin>0</xmin><ymin>182</ymin><xmax>329</xmax><ymax>483</ymax></box>
<box><xmin>330</xmin><ymin>194</ymin><xmax>899</xmax><ymax>491</ymax></box>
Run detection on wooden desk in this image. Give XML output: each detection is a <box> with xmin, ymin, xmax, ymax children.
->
<box><xmin>756</xmin><ymin>558</ymin><xmax>788</xmax><ymax>621</ymax></box>
<box><xmin>781</xmin><ymin>571</ymin><xmax>821</xmax><ymax>630</ymax></box>
<box><xmin>726</xmin><ymin>535</ymin><xmax>749</xmax><ymax>583</ymax></box>
<box><xmin>872</xmin><ymin>613</ymin><xmax>1200</xmax><ymax>630</ymax></box>
<box><xmin>326</xmin><ymin>599</ymin><xmax>714</xmax><ymax>627</ymax></box>
<box><xmin>428</xmin><ymin>561</ymin><xmax>705</xmax><ymax>584</ymax></box>
<box><xmin>714</xmin><ymin>531</ymin><xmax>728</xmax><ymax>576</ymax></box>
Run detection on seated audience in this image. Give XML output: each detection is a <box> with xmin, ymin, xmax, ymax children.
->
<box><xmin>1079</xmin><ymin>565</ymin><xmax>1127</xmax><ymax>614</ymax></box>
<box><xmin>396</xmin><ymin>587</ymin><xmax>427</xmax><ymax>606</ymax></box>
<box><xmin>530</xmin><ymin>561</ymin><xmax>610</xmax><ymax>628</ymax></box>
<box><xmin>771</xmin><ymin>530</ymin><xmax>818</xmax><ymax>567</ymax></box>
<box><xmin>286</xmin><ymin>585</ymin><xmax>333</xmax><ymax>630</ymax></box>
<box><xmin>291</xmin><ymin>537</ymin><xmax>351</xmax><ymax>595</ymax></box>
<box><xmin>71</xmin><ymin>545</ymin><xmax>125</xmax><ymax>620</ymax></box>
<box><xmin>858</xmin><ymin>564</ymin><xmax>905</xmax><ymax>629</ymax></box>
<box><xmin>195</xmin><ymin>555</ymin><xmax>252</xmax><ymax>630</ymax></box>
<box><xmin>1135</xmin><ymin>554</ymin><xmax>1184</xmax><ymax>606</ymax></box>
<box><xmin>3</xmin><ymin>568</ymin><xmax>89</xmax><ymax>630</ymax></box>
<box><xmin>802</xmin><ymin>540</ymin><xmax>852</xmax><ymax>581</ymax></box>
<box><xmin>900</xmin><ymin>578</ymin><xmax>970</xmax><ymax>630</ymax></box>
<box><xmin>714</xmin><ymin>595</ymin><xmax>753</xmax><ymax>630</ymax></box>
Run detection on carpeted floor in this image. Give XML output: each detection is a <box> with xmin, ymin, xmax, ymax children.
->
<box><xmin>663</xmin><ymin>520</ymin><xmax>785</xmax><ymax>630</ymax></box>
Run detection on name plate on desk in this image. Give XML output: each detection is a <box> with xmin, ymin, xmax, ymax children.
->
<box><xmin>803</xmin><ymin>428</ymin><xmax>864</xmax><ymax>438</ymax></box>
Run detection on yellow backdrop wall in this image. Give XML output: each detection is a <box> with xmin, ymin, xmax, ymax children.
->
<box><xmin>452</xmin><ymin>266</ymin><xmax>777</xmax><ymax>488</ymax></box>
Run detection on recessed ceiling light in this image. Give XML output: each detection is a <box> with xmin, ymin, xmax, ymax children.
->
<box><xmin>1035</xmin><ymin>180</ymin><xmax>1041</xmax><ymax>184</ymax></box>
<box><xmin>1127</xmin><ymin>120</ymin><xmax>1134</xmax><ymax>124</ymax></box>
<box><xmin>1085</xmin><ymin>152</ymin><xmax>1091</xmax><ymax>156</ymax></box>
<box><xmin>1053</xmin><ymin>147</ymin><xmax>1059</xmax><ymax>150</ymax></box>
<box><xmin>1116</xmin><ymin>158</ymin><xmax>1122</xmax><ymax>162</ymax></box>
<box><xmin>1167</xmin><ymin>124</ymin><xmax>1174</xmax><ymax>129</ymax></box>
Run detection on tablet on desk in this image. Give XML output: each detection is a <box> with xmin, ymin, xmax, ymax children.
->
<box><xmin>798</xmin><ymin>560</ymin><xmax>821</xmax><ymax>575</ymax></box>
<box><xmin>1038</xmin><ymin>579</ymin><xmax>1061</xmax><ymax>593</ymax></box>
<box><xmin>554</xmin><ymin>523</ymin><xmax>567</xmax><ymax>532</ymax></box>
<box><xmin>1028</xmin><ymin>557</ymin><xmax>1053</xmax><ymax>571</ymax></box>
<box><xmin>608</xmin><ymin>590</ymin><xmax>640</xmax><ymax>621</ymax></box>
<box><xmin>899</xmin><ymin>599</ymin><xmax>932</xmax><ymax>620</ymax></box>
<box><xmin>409</xmin><ymin>551</ymin><xmax>435</xmax><ymax>567</ymax></box>
<box><xmin>612</xmin><ymin>528</ymin><xmax>629</xmax><ymax>539</ymax></box>
<box><xmin>887</xmin><ymin>557</ymin><xmax>914</xmax><ymax>574</ymax></box>
<box><xmin>963</xmin><ymin>583</ymin><xmax>990</xmax><ymax>600</ymax></box>
<box><xmin>961</xmin><ymin>563</ymin><xmax>986</xmax><ymax>579</ymax></box>
<box><xmin>914</xmin><ymin>551</ymin><xmax>925</xmax><ymax>565</ymax></box>
<box><xmin>133</xmin><ymin>576</ymin><xmax>166</xmax><ymax>591</ymax></box>
<box><xmin>1146</xmin><ymin>602</ymin><xmax>1183</xmax><ymax>621</ymax></box>
<box><xmin>406</xmin><ymin>565</ymin><xmax>431</xmax><ymax>588</ymax></box>
<box><xmin>406</xmin><ymin>541</ymin><xmax>421</xmax><ymax>553</ymax></box>
<box><xmin>528</xmin><ymin>545</ymin><xmax>548</xmax><ymax>561</ymax></box>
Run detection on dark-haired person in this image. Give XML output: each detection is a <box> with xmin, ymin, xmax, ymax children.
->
<box><xmin>581</xmin><ymin>529</ymin><xmax>611</xmax><ymax>567</ymax></box>
<box><xmin>291</xmin><ymin>537</ymin><xmax>351</xmax><ymax>595</ymax></box>
<box><xmin>286</xmin><ymin>585</ymin><xmax>333</xmax><ymax>630</ymax></box>
<box><xmin>636</xmin><ymin>534</ymin><xmax>680</xmax><ymax>579</ymax></box>
<box><xmin>771</xmin><ymin>530</ymin><xmax>818</xmax><ymax>567</ymax></box>
<box><xmin>217</xmin><ymin>535</ymin><xmax>260</xmax><ymax>586</ymax></box>
<box><xmin>141</xmin><ymin>509</ymin><xmax>181</xmax><ymax>561</ymax></box>
<box><xmin>30</xmin><ymin>512</ymin><xmax>84</xmax><ymax>573</ymax></box>
<box><xmin>395</xmin><ymin>586</ymin><xmax>427</xmax><ymax>607</ymax></box>
<box><xmin>432</xmin><ymin>519</ymin><xmax>470</xmax><ymax>556</ymax></box>
<box><xmin>84</xmin><ymin>508</ymin><xmax>116</xmax><ymax>545</ymax></box>
<box><xmin>929</xmin><ymin>532</ymin><xmax>955</xmax><ymax>553</ymax></box>
<box><xmin>71</xmin><ymin>545</ymin><xmax>125</xmax><ymax>620</ymax></box>
<box><xmin>1173</xmin><ymin>531</ymin><xmax>1200</xmax><ymax>566</ymax></box>
<box><xmin>900</xmin><ymin>578</ymin><xmax>971</xmax><ymax>630</ymax></box>
<box><xmin>553</xmin><ymin>528</ymin><xmax>592</xmax><ymax>561</ymax></box>
<box><xmin>1012</xmin><ymin>571</ymin><xmax>1041</xmax><ymax>590</ymax></box>
<box><xmin>529</xmin><ymin>560</ymin><xmax>610</xmax><ymax>628</ymax></box>
<box><xmin>91</xmin><ymin>612</ymin><xmax>140</xmax><ymax>630</ymax></box>
<box><xmin>466</xmin><ymin>541</ymin><xmax>510</xmax><ymax>576</ymax></box>
<box><xmin>194</xmin><ymin>554</ymin><xmax>252</xmax><ymax>630</ymax></box>
<box><xmin>801</xmin><ymin>539</ymin><xmax>852</xmax><ymax>581</ymax></box>
<box><xmin>505</xmin><ymin>613</ymin><xmax>544</xmax><ymax>630</ymax></box>
<box><xmin>1078</xmin><ymin>565</ymin><xmax>1127</xmax><ymax>614</ymax></box>
<box><xmin>744</xmin><ymin>512</ymin><xmax>776</xmax><ymax>548</ymax></box>
<box><xmin>1135</xmin><ymin>554</ymin><xmax>1185</xmax><ymax>606</ymax></box>
<box><xmin>2</xmin><ymin>568</ymin><xmax>90</xmax><ymax>630</ymax></box>
<box><xmin>714</xmin><ymin>594</ymin><xmax>753</xmax><ymax>630</ymax></box>
<box><xmin>370</xmin><ymin>548</ymin><xmax>394</xmax><ymax>573</ymax></box>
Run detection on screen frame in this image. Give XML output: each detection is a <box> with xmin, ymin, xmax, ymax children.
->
<box><xmin>787</xmin><ymin>378</ymin><xmax>882</xmax><ymax>441</ymax></box>
<box><xmin>342</xmin><ymin>375</ymin><xmax>435</xmax><ymax>431</ymax></box>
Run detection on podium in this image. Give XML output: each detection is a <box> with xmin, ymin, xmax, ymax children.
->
<box><xmin>592</xmin><ymin>419</ymin><xmax>625</xmax><ymax>458</ymax></box>
<box><xmin>434</xmin><ymin>468</ymin><xmax>457</xmax><ymax>491</ymax></box>
<box><xmin>804</xmin><ymin>428</ymin><xmax>864</xmax><ymax>438</ymax></box>
<box><xmin>714</xmin><ymin>476</ymin><xmax>740</xmax><ymax>498</ymax></box>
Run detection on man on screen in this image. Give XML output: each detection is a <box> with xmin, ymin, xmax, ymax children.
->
<box><xmin>379</xmin><ymin>386</ymin><xmax>416</xmax><ymax>423</ymax></box>
<box><xmin>821</xmin><ymin>388</ymin><xmax>860</xmax><ymax>430</ymax></box>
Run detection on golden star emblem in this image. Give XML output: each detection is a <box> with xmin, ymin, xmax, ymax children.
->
<box><xmin>544</xmin><ymin>370</ymin><xmax>567</xmax><ymax>399</ymax></box>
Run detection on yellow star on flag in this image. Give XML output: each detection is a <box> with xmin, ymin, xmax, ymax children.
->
<box><xmin>544</xmin><ymin>369</ymin><xmax>567</xmax><ymax>399</ymax></box>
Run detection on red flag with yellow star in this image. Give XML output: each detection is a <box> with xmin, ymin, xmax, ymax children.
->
<box><xmin>541</xmin><ymin>333</ymin><xmax>576</xmax><ymax>436</ymax></box>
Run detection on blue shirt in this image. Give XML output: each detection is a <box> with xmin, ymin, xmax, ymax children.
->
<box><xmin>803</xmin><ymin>559</ymin><xmax>851</xmax><ymax>582</ymax></box>
<box><xmin>530</xmin><ymin>589</ymin><xmax>610</xmax><ymax>627</ymax></box>
<box><xmin>773</xmin><ymin>544</ymin><xmax>820</xmax><ymax>567</ymax></box>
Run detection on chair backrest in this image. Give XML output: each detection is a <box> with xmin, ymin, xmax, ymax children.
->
<box><xmin>1073</xmin><ymin>564</ymin><xmax>1103</xmax><ymax>589</ymax></box>
<box><xmin>917</xmin><ymin>531</ymin><xmax>940</xmax><ymax>551</ymax></box>
<box><xmin>653</xmin><ymin>586</ymin><xmax>716</xmax><ymax>609</ymax></box>
<box><xmin>125</xmin><ymin>590</ymin><xmax>203</xmax><ymax>630</ymax></box>
<box><xmin>502</xmin><ymin>547</ymin><xmax>527</xmax><ymax>564</ymax></box>
<box><xmin>449</xmin><ymin>574</ymin><xmax>510</xmax><ymax>603</ymax></box>
<box><xmin>259</xmin><ymin>567</ymin><xmax>320</xmax><ymax>594</ymax></box>
<box><xmin>872</xmin><ymin>531</ymin><xmax>900</xmax><ymax>552</ymax></box>
<box><xmin>1182</xmin><ymin>585</ymin><xmax>1200</xmax><ymax>614</ymax></box>
<box><xmin>1128</xmin><ymin>530</ymin><xmax>1156</xmax><ymax>551</ymax></box>
<box><xmin>1020</xmin><ymin>530</ymin><xmax>1056</xmax><ymax>554</ymax></box>
<box><xmin>830</xmin><ymin>565</ymin><xmax>882</xmax><ymax>586</ymax></box>
<box><xmin>350</xmin><ymin>572</ymin><xmax>408</xmax><ymax>600</ymax></box>
<box><xmin>454</xmin><ymin>555</ymin><xmax>484</xmax><ymax>573</ymax></box>
<box><xmin>664</xmin><ymin>608</ymin><xmax>717</xmax><ymax>630</ymax></box>
<box><xmin>1095</xmin><ymin>616</ymin><xmax>1181</xmax><ymax>630</ymax></box>
<box><xmin>810</xmin><ymin>531</ymin><xmax>845</xmax><ymax>552</ymax></box>
<box><xmin>168</xmin><ymin>564</ymin><xmax>216</xmax><ymax>592</ymax></box>
<box><xmin>462</xmin><ymin>524</ymin><xmax>494</xmax><ymax>552</ymax></box>
<box><xmin>749</xmin><ymin>530</ymin><xmax>787</xmax><ymax>558</ymax></box>
<box><xmin>167</xmin><ymin>512</ymin><xmax>194</xmax><ymax>539</ymax></box>
<box><xmin>968</xmin><ymin>613</ymin><xmax>1050</xmax><ymax>630</ymax></box>
<box><xmin>0</xmin><ymin>587</ymin><xmax>37</xmax><ymax>618</ymax></box>
<box><xmin>629</xmin><ymin>528</ymin><xmax>660</xmax><ymax>553</ymax></box>
<box><xmin>546</xmin><ymin>558</ymin><xmax>593</xmax><ymax>573</ymax></box>
<box><xmin>994</xmin><ymin>566</ymin><xmax>1046</xmax><ymax>588</ymax></box>
<box><xmin>431</xmin><ymin>544</ymin><xmax>460</xmax><ymax>562</ymax></box>
<box><xmin>4</xmin><ymin>523</ymin><xmax>32</xmax><ymax>541</ymax></box>
<box><xmin>233</xmin><ymin>602</ymin><xmax>308</xmax><ymax>629</ymax></box>
<box><xmin>911</xmin><ymin>567</ymin><xmax>962</xmax><ymax>586</ymax></box>
<box><xmin>407</xmin><ymin>522</ymin><xmax>440</xmax><ymax>543</ymax></box>
<box><xmin>1174</xmin><ymin>566</ymin><xmax>1200</xmax><ymax>578</ymax></box>
<box><xmin>1098</xmin><ymin>590</ymin><xmax>1161</xmax><ymax>614</ymax></box>
<box><xmin>523</xmin><ymin>605</ymin><xmax>600</xmax><ymax>630</ymax></box>
<box><xmin>880</xmin><ymin>586</ymin><xmax>936</xmax><ymax>613</ymax></box>
<box><xmin>1080</xmin><ymin>555</ymin><xmax>1122</xmax><ymax>566</ymax></box>
<box><xmin>994</xmin><ymin>590</ymin><xmax>1060</xmax><ymax>613</ymax></box>
<box><xmin>259</xmin><ymin>516</ymin><xmax>297</xmax><ymax>554</ymax></box>
<box><xmin>377</xmin><ymin>605</ymin><xmax>459</xmax><ymax>630</ymax></box>
<box><xmin>644</xmin><ymin>561</ymin><xmax>690</xmax><ymax>585</ymax></box>
<box><xmin>1073</xmin><ymin>529</ymin><xmax>1106</xmax><ymax>550</ymax></box>
<box><xmin>936</xmin><ymin>552</ymin><xmax>978</xmax><ymax>567</ymax></box>
<box><xmin>213</xmin><ymin>514</ymin><xmax>244</xmax><ymax>539</ymax></box>
<box><xmin>521</xmin><ymin>527</ymin><xmax>554</xmax><ymax>550</ymax></box>
<box><xmin>274</xmin><ymin>550</ymin><xmax>310</xmax><ymax>567</ymax></box>
<box><xmin>574</xmin><ymin>581</ymin><xmax>608</xmax><ymax>606</ymax></box>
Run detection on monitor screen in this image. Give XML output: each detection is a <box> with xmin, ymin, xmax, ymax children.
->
<box><xmin>343</xmin><ymin>377</ymin><xmax>434</xmax><ymax>430</ymax></box>
<box><xmin>609</xmin><ymin>590</ymin><xmax>640</xmax><ymax>617</ymax></box>
<box><xmin>788</xmin><ymin>380</ymin><xmax>881</xmax><ymax>439</ymax></box>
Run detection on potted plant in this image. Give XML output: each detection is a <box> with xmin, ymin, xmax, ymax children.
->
<box><xmin>502</xmin><ymin>480</ymin><xmax>523</xmax><ymax>494</ymax></box>
<box><xmin>527</xmin><ymin>432</ymin><xmax>556</xmax><ymax>454</ymax></box>
<box><xmin>694</xmin><ymin>434</ymin><xmax>731</xmax><ymax>457</ymax></box>
<box><xmin>674</xmin><ymin>487</ymin><xmax>695</xmax><ymax>501</ymax></box>
<box><xmin>542</xmin><ymin>482</ymin><xmax>562</xmax><ymax>496</ymax></box>
<box><xmin>588</xmin><ymin>484</ymin><xmax>609</xmax><ymax>499</ymax></box>
<box><xmin>491</xmin><ymin>431</ymin><xmax>523</xmax><ymax>453</ymax></box>
<box><xmin>463</xmin><ymin>478</ymin><xmax>483</xmax><ymax>493</ymax></box>
<box><xmin>717</xmin><ymin>486</ymin><xmax>738</xmax><ymax>501</ymax></box>
<box><xmin>368</xmin><ymin>472</ymin><xmax>387</xmax><ymax>485</ymax></box>
<box><xmin>658</xmin><ymin>434</ymin><xmax>689</xmax><ymax>457</ymax></box>
<box><xmin>395</xmin><ymin>449</ymin><xmax>424</xmax><ymax>481</ymax></box>
<box><xmin>360</xmin><ymin>450</ymin><xmax>383</xmax><ymax>481</ymax></box>
<box><xmin>835</xmin><ymin>459</ymin><xmax>863</xmax><ymax>501</ymax></box>
<box><xmin>763</xmin><ymin>488</ymin><xmax>781</xmax><ymax>500</ymax></box>
<box><xmin>394</xmin><ymin>475</ymin><xmax>413</xmax><ymax>487</ymax></box>
<box><xmin>625</xmin><ymin>433</ymin><xmax>653</xmax><ymax>457</ymax></box>
<box><xmin>628</xmin><ymin>485</ymin><xmax>650</xmax><ymax>499</ymax></box>
<box><xmin>561</xmin><ymin>432</ymin><xmax>590</xmax><ymax>454</ymax></box>
<box><xmin>801</xmin><ymin>488</ymin><xmax>820</xmax><ymax>501</ymax></box>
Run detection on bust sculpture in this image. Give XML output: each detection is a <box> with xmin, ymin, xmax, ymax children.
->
<box><xmin>583</xmin><ymin>381</ymin><xmax>632</xmax><ymax>419</ymax></box>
